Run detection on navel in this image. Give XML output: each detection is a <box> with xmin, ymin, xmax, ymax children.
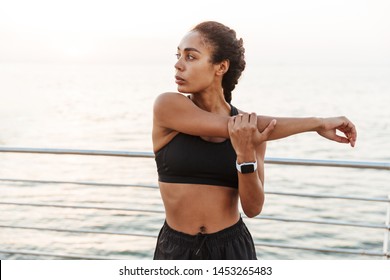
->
<box><xmin>199</xmin><ymin>226</ymin><xmax>207</xmax><ymax>234</ymax></box>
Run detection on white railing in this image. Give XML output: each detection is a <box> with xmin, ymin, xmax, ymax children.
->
<box><xmin>0</xmin><ymin>147</ymin><xmax>389</xmax><ymax>260</ymax></box>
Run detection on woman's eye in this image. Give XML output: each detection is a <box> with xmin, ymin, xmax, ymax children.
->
<box><xmin>175</xmin><ymin>53</ymin><xmax>195</xmax><ymax>60</ymax></box>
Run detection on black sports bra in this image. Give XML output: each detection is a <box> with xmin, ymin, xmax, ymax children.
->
<box><xmin>155</xmin><ymin>104</ymin><xmax>239</xmax><ymax>189</ymax></box>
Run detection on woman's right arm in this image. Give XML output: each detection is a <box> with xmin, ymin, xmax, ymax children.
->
<box><xmin>153</xmin><ymin>92</ymin><xmax>230</xmax><ymax>138</ymax></box>
<box><xmin>256</xmin><ymin>115</ymin><xmax>357</xmax><ymax>147</ymax></box>
<box><xmin>153</xmin><ymin>92</ymin><xmax>276</xmax><ymax>151</ymax></box>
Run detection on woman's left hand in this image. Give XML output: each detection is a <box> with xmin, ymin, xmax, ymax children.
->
<box><xmin>317</xmin><ymin>116</ymin><xmax>357</xmax><ymax>147</ymax></box>
<box><xmin>228</xmin><ymin>113</ymin><xmax>276</xmax><ymax>160</ymax></box>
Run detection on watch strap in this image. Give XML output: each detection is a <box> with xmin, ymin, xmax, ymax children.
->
<box><xmin>236</xmin><ymin>160</ymin><xmax>258</xmax><ymax>174</ymax></box>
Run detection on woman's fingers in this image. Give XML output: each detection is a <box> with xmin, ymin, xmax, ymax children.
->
<box><xmin>260</xmin><ymin>119</ymin><xmax>277</xmax><ymax>141</ymax></box>
<box><xmin>229</xmin><ymin>113</ymin><xmax>276</xmax><ymax>144</ymax></box>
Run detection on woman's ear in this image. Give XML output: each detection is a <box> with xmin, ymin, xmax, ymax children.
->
<box><xmin>216</xmin><ymin>59</ymin><xmax>230</xmax><ymax>76</ymax></box>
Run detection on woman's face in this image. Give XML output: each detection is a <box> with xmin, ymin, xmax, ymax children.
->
<box><xmin>175</xmin><ymin>31</ymin><xmax>220</xmax><ymax>94</ymax></box>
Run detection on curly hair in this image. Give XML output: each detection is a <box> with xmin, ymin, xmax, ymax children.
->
<box><xmin>191</xmin><ymin>21</ymin><xmax>246</xmax><ymax>103</ymax></box>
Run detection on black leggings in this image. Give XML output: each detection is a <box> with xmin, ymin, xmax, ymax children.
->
<box><xmin>153</xmin><ymin>218</ymin><xmax>257</xmax><ymax>260</ymax></box>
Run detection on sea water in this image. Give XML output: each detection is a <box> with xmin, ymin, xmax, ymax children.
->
<box><xmin>0</xmin><ymin>62</ymin><xmax>389</xmax><ymax>259</ymax></box>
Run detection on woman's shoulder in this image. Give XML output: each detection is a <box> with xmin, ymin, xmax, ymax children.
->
<box><xmin>153</xmin><ymin>92</ymin><xmax>192</xmax><ymax>115</ymax></box>
<box><xmin>154</xmin><ymin>92</ymin><xmax>188</xmax><ymax>104</ymax></box>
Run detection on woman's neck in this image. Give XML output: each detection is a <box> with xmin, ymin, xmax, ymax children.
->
<box><xmin>190</xmin><ymin>89</ymin><xmax>230</xmax><ymax>115</ymax></box>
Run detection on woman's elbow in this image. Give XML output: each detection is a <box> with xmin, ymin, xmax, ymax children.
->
<box><xmin>243</xmin><ymin>204</ymin><xmax>263</xmax><ymax>218</ymax></box>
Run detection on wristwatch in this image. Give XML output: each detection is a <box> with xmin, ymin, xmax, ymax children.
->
<box><xmin>236</xmin><ymin>161</ymin><xmax>257</xmax><ymax>174</ymax></box>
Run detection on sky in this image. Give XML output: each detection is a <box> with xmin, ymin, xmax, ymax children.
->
<box><xmin>0</xmin><ymin>0</ymin><xmax>389</xmax><ymax>65</ymax></box>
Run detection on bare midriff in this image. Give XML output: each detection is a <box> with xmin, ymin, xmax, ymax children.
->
<box><xmin>159</xmin><ymin>182</ymin><xmax>240</xmax><ymax>235</ymax></box>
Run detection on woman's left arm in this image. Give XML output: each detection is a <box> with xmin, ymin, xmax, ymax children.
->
<box><xmin>256</xmin><ymin>115</ymin><xmax>357</xmax><ymax>147</ymax></box>
<box><xmin>228</xmin><ymin>113</ymin><xmax>271</xmax><ymax>218</ymax></box>
<box><xmin>236</xmin><ymin>142</ymin><xmax>267</xmax><ymax>218</ymax></box>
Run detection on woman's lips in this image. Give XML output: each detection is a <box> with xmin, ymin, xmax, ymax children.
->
<box><xmin>175</xmin><ymin>75</ymin><xmax>185</xmax><ymax>85</ymax></box>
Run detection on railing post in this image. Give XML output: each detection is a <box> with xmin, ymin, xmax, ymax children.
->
<box><xmin>384</xmin><ymin>195</ymin><xmax>390</xmax><ymax>259</ymax></box>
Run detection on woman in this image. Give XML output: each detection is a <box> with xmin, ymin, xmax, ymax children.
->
<box><xmin>152</xmin><ymin>21</ymin><xmax>357</xmax><ymax>260</ymax></box>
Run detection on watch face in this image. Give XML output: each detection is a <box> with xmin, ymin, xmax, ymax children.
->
<box><xmin>241</xmin><ymin>164</ymin><xmax>255</xmax><ymax>174</ymax></box>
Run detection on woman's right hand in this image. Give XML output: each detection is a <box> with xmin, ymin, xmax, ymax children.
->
<box><xmin>316</xmin><ymin>116</ymin><xmax>357</xmax><ymax>147</ymax></box>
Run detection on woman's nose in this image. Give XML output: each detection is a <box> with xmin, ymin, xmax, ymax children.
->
<box><xmin>174</xmin><ymin>59</ymin><xmax>184</xmax><ymax>71</ymax></box>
